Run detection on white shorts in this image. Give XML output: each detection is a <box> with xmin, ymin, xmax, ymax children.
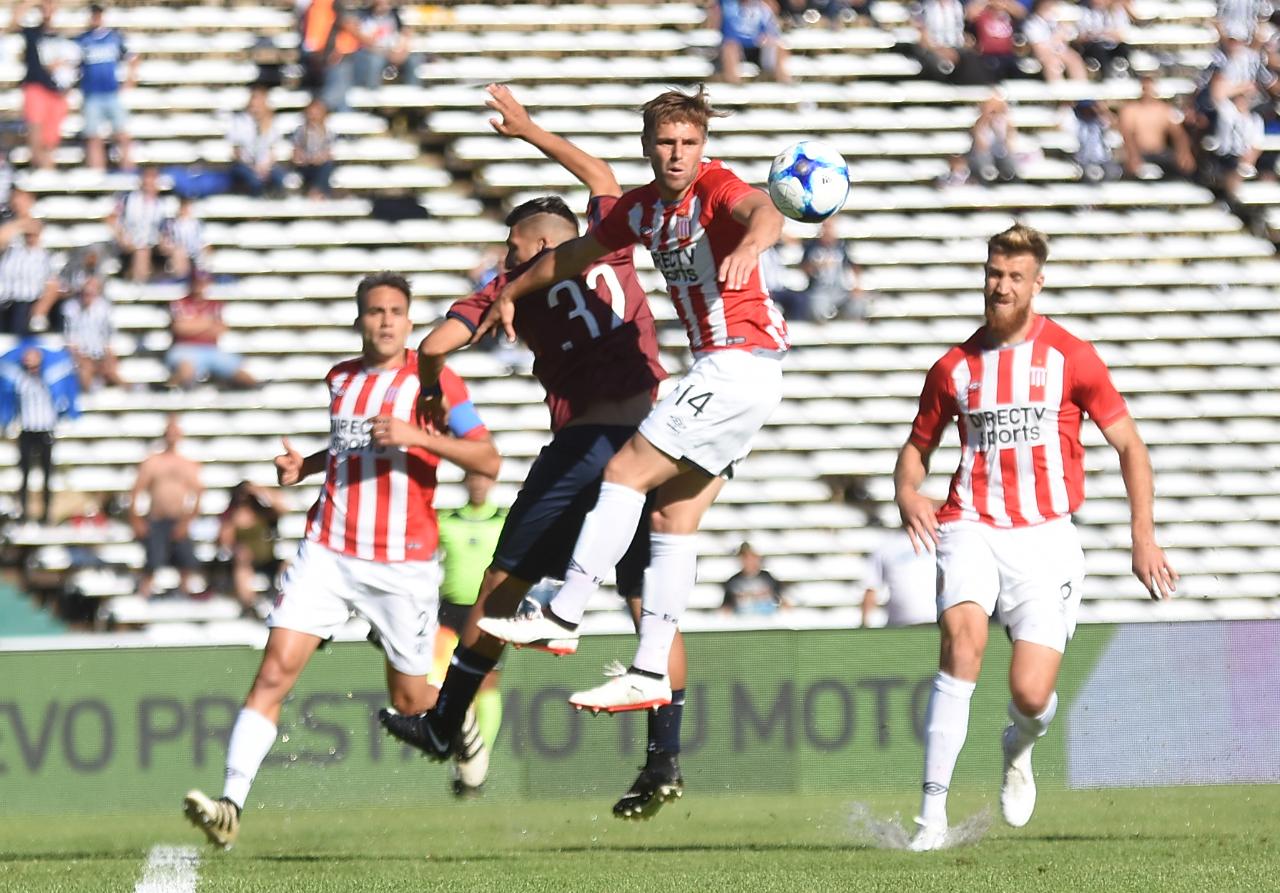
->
<box><xmin>935</xmin><ymin>518</ymin><xmax>1085</xmax><ymax>653</ymax></box>
<box><xmin>269</xmin><ymin>538</ymin><xmax>441</xmax><ymax>676</ymax></box>
<box><xmin>639</xmin><ymin>349</ymin><xmax>783</xmax><ymax>477</ymax></box>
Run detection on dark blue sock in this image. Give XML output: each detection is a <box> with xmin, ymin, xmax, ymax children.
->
<box><xmin>647</xmin><ymin>688</ymin><xmax>684</xmax><ymax>756</ymax></box>
<box><xmin>433</xmin><ymin>645</ymin><xmax>497</xmax><ymax>736</ymax></box>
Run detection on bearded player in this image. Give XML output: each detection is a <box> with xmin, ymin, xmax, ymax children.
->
<box><xmin>896</xmin><ymin>224</ymin><xmax>1178</xmax><ymax>850</ymax></box>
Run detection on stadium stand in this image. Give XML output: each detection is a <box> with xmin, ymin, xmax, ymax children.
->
<box><xmin>1</xmin><ymin>0</ymin><xmax>1278</xmax><ymax>642</ymax></box>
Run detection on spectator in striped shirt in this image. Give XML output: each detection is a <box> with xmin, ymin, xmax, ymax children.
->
<box><xmin>109</xmin><ymin>166</ymin><xmax>175</xmax><ymax>283</ymax></box>
<box><xmin>1</xmin><ymin>346</ymin><xmax>65</xmax><ymax>524</ymax></box>
<box><xmin>159</xmin><ymin>196</ymin><xmax>206</xmax><ymax>282</ymax></box>
<box><xmin>291</xmin><ymin>98</ymin><xmax>336</xmax><ymax>199</ymax></box>
<box><xmin>907</xmin><ymin>0</ymin><xmax>977</xmax><ymax>83</ymax></box>
<box><xmin>1212</xmin><ymin>88</ymin><xmax>1266</xmax><ymax>195</ymax></box>
<box><xmin>0</xmin><ymin>220</ymin><xmax>62</xmax><ymax>336</ymax></box>
<box><xmin>165</xmin><ymin>269</ymin><xmax>258</xmax><ymax>391</ymax></box>
<box><xmin>63</xmin><ymin>275</ymin><xmax>125</xmax><ymax>392</ymax></box>
<box><xmin>228</xmin><ymin>84</ymin><xmax>286</xmax><ymax>197</ymax></box>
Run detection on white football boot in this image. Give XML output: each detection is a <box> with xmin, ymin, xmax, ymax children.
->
<box><xmin>1000</xmin><ymin>723</ymin><xmax>1037</xmax><ymax>827</ymax></box>
<box><xmin>476</xmin><ymin>606</ymin><xmax>579</xmax><ymax>655</ymax></box>
<box><xmin>908</xmin><ymin>816</ymin><xmax>949</xmax><ymax>852</ymax></box>
<box><xmin>569</xmin><ymin>663</ymin><xmax>672</xmax><ymax>714</ymax></box>
<box><xmin>183</xmin><ymin>789</ymin><xmax>240</xmax><ymax>849</ymax></box>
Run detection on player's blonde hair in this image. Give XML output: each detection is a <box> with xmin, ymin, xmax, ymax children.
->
<box><xmin>640</xmin><ymin>85</ymin><xmax>728</xmax><ymax>141</ymax></box>
<box><xmin>988</xmin><ymin>223</ymin><xmax>1050</xmax><ymax>268</ymax></box>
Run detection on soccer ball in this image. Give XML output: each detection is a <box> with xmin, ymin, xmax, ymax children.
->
<box><xmin>767</xmin><ymin>141</ymin><xmax>850</xmax><ymax>223</ymax></box>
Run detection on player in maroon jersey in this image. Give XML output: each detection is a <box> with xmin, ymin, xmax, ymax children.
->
<box><xmin>896</xmin><ymin>224</ymin><xmax>1178</xmax><ymax>850</ymax></box>
<box><xmin>473</xmin><ymin>86</ymin><xmax>789</xmax><ymax>714</ymax></box>
<box><xmin>379</xmin><ymin>85</ymin><xmax>688</xmax><ymax>819</ymax></box>
<box><xmin>183</xmin><ymin>272</ymin><xmax>499</xmax><ymax>848</ymax></box>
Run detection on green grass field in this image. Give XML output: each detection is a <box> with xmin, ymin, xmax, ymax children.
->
<box><xmin>1</xmin><ymin>786</ymin><xmax>1276</xmax><ymax>892</ymax></box>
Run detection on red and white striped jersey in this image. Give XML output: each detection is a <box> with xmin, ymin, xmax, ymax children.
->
<box><xmin>304</xmin><ymin>351</ymin><xmax>487</xmax><ymax>562</ymax></box>
<box><xmin>910</xmin><ymin>316</ymin><xmax>1128</xmax><ymax>529</ymax></box>
<box><xmin>593</xmin><ymin>159</ymin><xmax>790</xmax><ymax>355</ymax></box>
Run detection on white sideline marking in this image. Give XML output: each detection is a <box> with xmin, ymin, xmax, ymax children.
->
<box><xmin>135</xmin><ymin>845</ymin><xmax>200</xmax><ymax>893</ymax></box>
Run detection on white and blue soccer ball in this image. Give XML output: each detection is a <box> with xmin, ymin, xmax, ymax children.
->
<box><xmin>767</xmin><ymin>140</ymin><xmax>851</xmax><ymax>223</ymax></box>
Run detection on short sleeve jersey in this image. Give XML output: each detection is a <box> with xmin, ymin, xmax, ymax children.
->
<box><xmin>304</xmin><ymin>352</ymin><xmax>488</xmax><ymax>562</ymax></box>
<box><xmin>77</xmin><ymin>28</ymin><xmax>129</xmax><ymax>95</ymax></box>
<box><xmin>909</xmin><ymin>316</ymin><xmax>1128</xmax><ymax>528</ymax></box>
<box><xmin>448</xmin><ymin>195</ymin><xmax>666</xmax><ymax>432</ymax></box>
<box><xmin>592</xmin><ymin>160</ymin><xmax>790</xmax><ymax>355</ymax></box>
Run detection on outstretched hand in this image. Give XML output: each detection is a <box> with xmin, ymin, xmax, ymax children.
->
<box><xmin>275</xmin><ymin>437</ymin><xmax>303</xmax><ymax>486</ymax></box>
<box><xmin>486</xmin><ymin>83</ymin><xmax>534</xmax><ymax>140</ymax></box>
<box><xmin>897</xmin><ymin>490</ymin><xmax>940</xmax><ymax>555</ymax></box>
<box><xmin>470</xmin><ymin>292</ymin><xmax>517</xmax><ymax>345</ymax></box>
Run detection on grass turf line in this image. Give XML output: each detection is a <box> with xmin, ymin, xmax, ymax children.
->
<box><xmin>0</xmin><ymin>787</ymin><xmax>1275</xmax><ymax>893</ymax></box>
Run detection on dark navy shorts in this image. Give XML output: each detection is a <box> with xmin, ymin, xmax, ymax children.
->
<box><xmin>491</xmin><ymin>424</ymin><xmax>650</xmax><ymax>597</ymax></box>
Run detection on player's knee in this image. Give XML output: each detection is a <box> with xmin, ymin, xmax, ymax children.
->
<box><xmin>939</xmin><ymin>629</ymin><xmax>985</xmax><ymax>678</ymax></box>
<box><xmin>1009</xmin><ymin>682</ymin><xmax>1053</xmax><ymax>717</ymax></box>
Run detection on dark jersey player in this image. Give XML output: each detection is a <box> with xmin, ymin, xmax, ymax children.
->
<box><xmin>380</xmin><ymin>85</ymin><xmax>686</xmax><ymax>820</ymax></box>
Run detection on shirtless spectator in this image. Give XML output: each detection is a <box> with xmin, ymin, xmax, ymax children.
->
<box><xmin>129</xmin><ymin>415</ymin><xmax>203</xmax><ymax>599</ymax></box>
<box><xmin>1023</xmin><ymin>0</ymin><xmax>1088</xmax><ymax>82</ymax></box>
<box><xmin>1118</xmin><ymin>76</ymin><xmax>1196</xmax><ymax>178</ymax></box>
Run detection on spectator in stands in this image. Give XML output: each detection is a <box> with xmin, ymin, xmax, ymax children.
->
<box><xmin>1118</xmin><ymin>76</ymin><xmax>1197</xmax><ymax>179</ymax></box>
<box><xmin>967</xmin><ymin>95</ymin><xmax>1020</xmax><ymax>183</ymax></box>
<box><xmin>109</xmin><ymin>166</ymin><xmax>174</xmax><ymax>282</ymax></box>
<box><xmin>710</xmin><ymin>0</ymin><xmax>792</xmax><ymax>85</ymax></box>
<box><xmin>1073</xmin><ymin>0</ymin><xmax>1133</xmax><ymax>79</ymax></box>
<box><xmin>907</xmin><ymin>0</ymin><xmax>976</xmax><ymax>83</ymax></box>
<box><xmin>1023</xmin><ymin>0</ymin><xmax>1088</xmax><ymax>82</ymax></box>
<box><xmin>129</xmin><ymin>414</ymin><xmax>202</xmax><ymax>599</ymax></box>
<box><xmin>354</xmin><ymin>0</ymin><xmax>421</xmax><ymax>88</ymax></box>
<box><xmin>1216</xmin><ymin>0</ymin><xmax>1268</xmax><ymax>42</ymax></box>
<box><xmin>967</xmin><ymin>0</ymin><xmax>1025</xmax><ymax>82</ymax></box>
<box><xmin>14</xmin><ymin>0</ymin><xmax>77</xmax><ymax>171</ymax></box>
<box><xmin>935</xmin><ymin>153</ymin><xmax>974</xmax><ymax>187</ymax></box>
<box><xmin>860</xmin><ymin>523</ymin><xmax>938</xmax><ymax>627</ymax></box>
<box><xmin>721</xmin><ymin>542</ymin><xmax>789</xmax><ymax>616</ymax></box>
<box><xmin>165</xmin><ymin>269</ymin><xmax>258</xmax><ymax>391</ymax></box>
<box><xmin>1213</xmin><ymin>88</ymin><xmax>1266</xmax><ymax>195</ymax></box>
<box><xmin>1204</xmin><ymin>32</ymin><xmax>1278</xmax><ymax>104</ymax></box>
<box><xmin>76</xmin><ymin>2</ymin><xmax>138</xmax><ymax>171</ymax></box>
<box><xmin>216</xmin><ymin>481</ymin><xmax>285</xmax><ymax>613</ymax></box>
<box><xmin>0</xmin><ymin>149</ymin><xmax>13</xmax><ymax>210</ymax></box>
<box><xmin>63</xmin><ymin>275</ymin><xmax>125</xmax><ymax>392</ymax></box>
<box><xmin>0</xmin><ymin>343</ymin><xmax>79</xmax><ymax>525</ymax></box>
<box><xmin>159</xmin><ymin>195</ymin><xmax>206</xmax><ymax>281</ymax></box>
<box><xmin>300</xmin><ymin>0</ymin><xmax>361</xmax><ymax>112</ymax></box>
<box><xmin>799</xmin><ymin>219</ymin><xmax>867</xmax><ymax>321</ymax></box>
<box><xmin>0</xmin><ymin>187</ymin><xmax>36</xmax><ymax>243</ymax></box>
<box><xmin>228</xmin><ymin>85</ymin><xmax>286</xmax><ymax>198</ymax></box>
<box><xmin>0</xmin><ymin>220</ymin><xmax>62</xmax><ymax>336</ymax></box>
<box><xmin>1073</xmin><ymin>100</ymin><xmax>1122</xmax><ymax>181</ymax></box>
<box><xmin>291</xmin><ymin>98</ymin><xmax>337</xmax><ymax>199</ymax></box>
<box><xmin>783</xmin><ymin>0</ymin><xmax>862</xmax><ymax>28</ymax></box>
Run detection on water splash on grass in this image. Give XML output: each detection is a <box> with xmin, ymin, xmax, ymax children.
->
<box><xmin>847</xmin><ymin>803</ymin><xmax>993</xmax><ymax>850</ymax></box>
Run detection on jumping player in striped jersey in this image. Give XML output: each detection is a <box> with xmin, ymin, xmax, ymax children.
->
<box><xmin>380</xmin><ymin>85</ymin><xmax>690</xmax><ymax>820</ymax></box>
<box><xmin>182</xmin><ymin>272</ymin><xmax>499</xmax><ymax>849</ymax></box>
<box><xmin>472</xmin><ymin>86</ymin><xmax>788</xmax><ymax>714</ymax></box>
<box><xmin>896</xmin><ymin>224</ymin><xmax>1178</xmax><ymax>851</ymax></box>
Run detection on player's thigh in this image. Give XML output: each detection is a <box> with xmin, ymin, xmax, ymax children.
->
<box><xmin>637</xmin><ymin>350</ymin><xmax>783</xmax><ymax>481</ymax></box>
<box><xmin>936</xmin><ymin>521</ymin><xmax>1000</xmax><ymax>617</ymax></box>
<box><xmin>493</xmin><ymin>425</ymin><xmax>631</xmax><ymax>582</ymax></box>
<box><xmin>269</xmin><ymin>539</ymin><xmax>366</xmax><ymax>642</ymax></box>
<box><xmin>652</xmin><ymin>468</ymin><xmax>724</xmax><ymax>534</ymax></box>
<box><xmin>995</xmin><ymin>520</ymin><xmax>1086</xmax><ymax>654</ymax></box>
<box><xmin>348</xmin><ymin>557</ymin><xmax>442</xmax><ymax>678</ymax></box>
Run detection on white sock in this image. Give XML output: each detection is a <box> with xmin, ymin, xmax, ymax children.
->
<box><xmin>919</xmin><ymin>671</ymin><xmax>977</xmax><ymax>825</ymax></box>
<box><xmin>631</xmin><ymin>533</ymin><xmax>698</xmax><ymax>677</ymax></box>
<box><xmin>222</xmin><ymin>708</ymin><xmax>277</xmax><ymax>810</ymax></box>
<box><xmin>549</xmin><ymin>482</ymin><xmax>647</xmax><ymax>625</ymax></box>
<box><xmin>1007</xmin><ymin>691</ymin><xmax>1058</xmax><ymax>752</ymax></box>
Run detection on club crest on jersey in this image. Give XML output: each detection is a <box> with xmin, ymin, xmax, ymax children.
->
<box><xmin>675</xmin><ymin>214</ymin><xmax>692</xmax><ymax>240</ymax></box>
<box><xmin>1029</xmin><ymin>366</ymin><xmax>1048</xmax><ymax>387</ymax></box>
<box><xmin>384</xmin><ymin>385</ymin><xmax>400</xmax><ymax>404</ymax></box>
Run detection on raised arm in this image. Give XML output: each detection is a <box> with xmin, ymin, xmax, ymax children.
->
<box><xmin>724</xmin><ymin>191</ymin><xmax>785</xmax><ymax>291</ymax></box>
<box><xmin>1100</xmin><ymin>416</ymin><xmax>1177</xmax><ymax>600</ymax></box>
<box><xmin>474</xmin><ymin>234</ymin><xmax>609</xmax><ymax>343</ymax></box>
<box><xmin>486</xmin><ymin>83</ymin><xmax>621</xmax><ymax>198</ymax></box>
